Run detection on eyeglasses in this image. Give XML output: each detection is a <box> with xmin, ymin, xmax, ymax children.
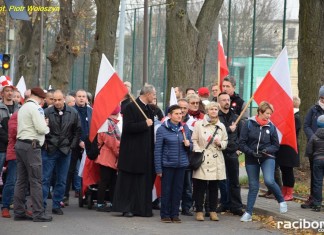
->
<box><xmin>190</xmin><ymin>102</ymin><xmax>199</xmax><ymax>105</ymax></box>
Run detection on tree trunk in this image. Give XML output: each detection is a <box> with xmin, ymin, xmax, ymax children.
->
<box><xmin>87</xmin><ymin>0</ymin><xmax>120</xmax><ymax>96</ymax></box>
<box><xmin>165</xmin><ymin>0</ymin><xmax>223</xmax><ymax>98</ymax></box>
<box><xmin>17</xmin><ymin>0</ymin><xmax>49</xmax><ymax>88</ymax></box>
<box><xmin>48</xmin><ymin>0</ymin><xmax>78</xmax><ymax>93</ymax></box>
<box><xmin>298</xmin><ymin>0</ymin><xmax>324</xmax><ymax>169</ymax></box>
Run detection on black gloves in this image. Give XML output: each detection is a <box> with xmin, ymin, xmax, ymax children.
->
<box><xmin>252</xmin><ymin>152</ymin><xmax>263</xmax><ymax>158</ymax></box>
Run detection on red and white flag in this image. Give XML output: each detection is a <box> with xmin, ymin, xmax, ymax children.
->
<box><xmin>218</xmin><ymin>24</ymin><xmax>229</xmax><ymax>92</ymax></box>
<box><xmin>254</xmin><ymin>47</ymin><xmax>298</xmax><ymax>156</ymax></box>
<box><xmin>16</xmin><ymin>76</ymin><xmax>27</xmax><ymax>100</ymax></box>
<box><xmin>82</xmin><ymin>54</ymin><xmax>128</xmax><ymax>196</ymax></box>
<box><xmin>89</xmin><ymin>54</ymin><xmax>128</xmax><ymax>141</ymax></box>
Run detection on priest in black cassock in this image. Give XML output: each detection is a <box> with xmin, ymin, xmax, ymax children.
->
<box><xmin>113</xmin><ymin>84</ymin><xmax>156</xmax><ymax>217</ymax></box>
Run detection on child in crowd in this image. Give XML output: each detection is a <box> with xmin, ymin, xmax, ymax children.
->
<box><xmin>306</xmin><ymin>114</ymin><xmax>324</xmax><ymax>212</ymax></box>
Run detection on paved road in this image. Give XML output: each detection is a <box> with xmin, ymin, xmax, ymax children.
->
<box><xmin>0</xmin><ymin>195</ymin><xmax>282</xmax><ymax>235</ymax></box>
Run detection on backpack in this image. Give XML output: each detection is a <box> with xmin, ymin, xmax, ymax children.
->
<box><xmin>84</xmin><ymin>134</ymin><xmax>103</xmax><ymax>160</ymax></box>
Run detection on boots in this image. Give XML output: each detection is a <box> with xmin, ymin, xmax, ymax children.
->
<box><xmin>195</xmin><ymin>212</ymin><xmax>204</xmax><ymax>221</ymax></box>
<box><xmin>209</xmin><ymin>212</ymin><xmax>219</xmax><ymax>221</ymax></box>
<box><xmin>301</xmin><ymin>195</ymin><xmax>314</xmax><ymax>209</ymax></box>
<box><xmin>281</xmin><ymin>186</ymin><xmax>287</xmax><ymax>198</ymax></box>
<box><xmin>284</xmin><ymin>187</ymin><xmax>294</xmax><ymax>201</ymax></box>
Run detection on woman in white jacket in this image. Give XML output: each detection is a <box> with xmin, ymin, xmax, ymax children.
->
<box><xmin>192</xmin><ymin>102</ymin><xmax>228</xmax><ymax>221</ymax></box>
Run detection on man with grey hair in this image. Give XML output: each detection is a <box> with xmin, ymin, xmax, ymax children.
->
<box><xmin>113</xmin><ymin>84</ymin><xmax>156</xmax><ymax>217</ymax></box>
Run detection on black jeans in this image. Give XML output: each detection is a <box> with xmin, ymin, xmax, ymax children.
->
<box><xmin>181</xmin><ymin>169</ymin><xmax>193</xmax><ymax>211</ymax></box>
<box><xmin>97</xmin><ymin>165</ymin><xmax>117</xmax><ymax>204</ymax></box>
<box><xmin>65</xmin><ymin>146</ymin><xmax>83</xmax><ymax>198</ymax></box>
<box><xmin>194</xmin><ymin>179</ymin><xmax>218</xmax><ymax>212</ymax></box>
<box><xmin>218</xmin><ymin>155</ymin><xmax>243</xmax><ymax>211</ymax></box>
<box><xmin>280</xmin><ymin>166</ymin><xmax>295</xmax><ymax>187</ymax></box>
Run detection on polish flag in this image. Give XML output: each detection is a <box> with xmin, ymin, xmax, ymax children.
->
<box><xmin>254</xmin><ymin>47</ymin><xmax>298</xmax><ymax>156</ymax></box>
<box><xmin>218</xmin><ymin>24</ymin><xmax>229</xmax><ymax>92</ymax></box>
<box><xmin>82</xmin><ymin>54</ymin><xmax>128</xmax><ymax>196</ymax></box>
<box><xmin>89</xmin><ymin>54</ymin><xmax>128</xmax><ymax>142</ymax></box>
<box><xmin>16</xmin><ymin>76</ymin><xmax>27</xmax><ymax>100</ymax></box>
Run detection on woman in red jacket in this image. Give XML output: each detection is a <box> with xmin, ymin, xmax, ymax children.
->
<box><xmin>1</xmin><ymin>111</ymin><xmax>18</xmax><ymax>218</ymax></box>
<box><xmin>95</xmin><ymin>106</ymin><xmax>121</xmax><ymax>212</ymax></box>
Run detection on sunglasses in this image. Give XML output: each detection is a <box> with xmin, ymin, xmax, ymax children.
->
<box><xmin>190</xmin><ymin>102</ymin><xmax>199</xmax><ymax>105</ymax></box>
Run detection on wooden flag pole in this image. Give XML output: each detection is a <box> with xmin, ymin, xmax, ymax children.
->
<box><xmin>217</xmin><ymin>61</ymin><xmax>221</xmax><ymax>90</ymax></box>
<box><xmin>128</xmin><ymin>92</ymin><xmax>149</xmax><ymax>120</ymax></box>
<box><xmin>234</xmin><ymin>96</ymin><xmax>254</xmax><ymax>126</ymax></box>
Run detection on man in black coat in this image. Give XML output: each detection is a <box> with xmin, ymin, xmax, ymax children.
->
<box><xmin>113</xmin><ymin>84</ymin><xmax>156</xmax><ymax>217</ymax></box>
<box><xmin>217</xmin><ymin>92</ymin><xmax>244</xmax><ymax>216</ymax></box>
<box><xmin>42</xmin><ymin>90</ymin><xmax>81</xmax><ymax>215</ymax></box>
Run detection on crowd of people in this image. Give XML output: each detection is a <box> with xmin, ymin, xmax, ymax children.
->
<box><xmin>0</xmin><ymin>73</ymin><xmax>323</xmax><ymax>224</ymax></box>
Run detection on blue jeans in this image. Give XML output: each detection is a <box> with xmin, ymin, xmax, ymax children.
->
<box><xmin>181</xmin><ymin>169</ymin><xmax>193</xmax><ymax>211</ymax></box>
<box><xmin>73</xmin><ymin>159</ymin><xmax>81</xmax><ymax>192</ymax></box>
<box><xmin>245</xmin><ymin>158</ymin><xmax>284</xmax><ymax>214</ymax></box>
<box><xmin>161</xmin><ymin>167</ymin><xmax>186</xmax><ymax>219</ymax></box>
<box><xmin>42</xmin><ymin>150</ymin><xmax>71</xmax><ymax>209</ymax></box>
<box><xmin>1</xmin><ymin>160</ymin><xmax>17</xmax><ymax>209</ymax></box>
<box><xmin>0</xmin><ymin>152</ymin><xmax>6</xmax><ymax>176</ymax></box>
<box><xmin>312</xmin><ymin>159</ymin><xmax>324</xmax><ymax>206</ymax></box>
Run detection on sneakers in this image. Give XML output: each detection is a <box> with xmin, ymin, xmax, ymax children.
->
<box><xmin>52</xmin><ymin>208</ymin><xmax>64</xmax><ymax>215</ymax></box>
<box><xmin>279</xmin><ymin>202</ymin><xmax>288</xmax><ymax>213</ymax></box>
<box><xmin>240</xmin><ymin>212</ymin><xmax>252</xmax><ymax>222</ymax></box>
<box><xmin>195</xmin><ymin>212</ymin><xmax>204</xmax><ymax>221</ymax></box>
<box><xmin>33</xmin><ymin>213</ymin><xmax>53</xmax><ymax>222</ymax></box>
<box><xmin>2</xmin><ymin>208</ymin><xmax>11</xmax><ymax>218</ymax></box>
<box><xmin>209</xmin><ymin>212</ymin><xmax>219</xmax><ymax>221</ymax></box>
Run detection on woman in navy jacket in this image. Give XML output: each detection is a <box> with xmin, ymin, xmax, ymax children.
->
<box><xmin>239</xmin><ymin>101</ymin><xmax>287</xmax><ymax>222</ymax></box>
<box><xmin>154</xmin><ymin>105</ymin><xmax>192</xmax><ymax>223</ymax></box>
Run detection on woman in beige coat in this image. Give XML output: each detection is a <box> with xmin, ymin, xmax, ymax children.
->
<box><xmin>192</xmin><ymin>102</ymin><xmax>228</xmax><ymax>221</ymax></box>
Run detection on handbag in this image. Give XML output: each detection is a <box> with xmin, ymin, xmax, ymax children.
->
<box><xmin>189</xmin><ymin>126</ymin><xmax>219</xmax><ymax>170</ymax></box>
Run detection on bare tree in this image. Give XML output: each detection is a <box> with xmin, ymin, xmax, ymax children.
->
<box><xmin>87</xmin><ymin>0</ymin><xmax>120</xmax><ymax>95</ymax></box>
<box><xmin>165</xmin><ymin>0</ymin><xmax>224</xmax><ymax>95</ymax></box>
<box><xmin>298</xmin><ymin>0</ymin><xmax>324</xmax><ymax>167</ymax></box>
<box><xmin>16</xmin><ymin>0</ymin><xmax>51</xmax><ymax>87</ymax></box>
<box><xmin>47</xmin><ymin>0</ymin><xmax>79</xmax><ymax>92</ymax></box>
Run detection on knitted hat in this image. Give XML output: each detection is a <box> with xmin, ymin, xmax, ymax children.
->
<box><xmin>0</xmin><ymin>75</ymin><xmax>14</xmax><ymax>92</ymax></box>
<box><xmin>319</xmin><ymin>85</ymin><xmax>324</xmax><ymax>98</ymax></box>
<box><xmin>198</xmin><ymin>87</ymin><xmax>210</xmax><ymax>97</ymax></box>
<box><xmin>31</xmin><ymin>87</ymin><xmax>46</xmax><ymax>99</ymax></box>
<box><xmin>317</xmin><ymin>115</ymin><xmax>324</xmax><ymax>128</ymax></box>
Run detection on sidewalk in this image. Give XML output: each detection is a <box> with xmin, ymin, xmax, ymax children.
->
<box><xmin>240</xmin><ymin>188</ymin><xmax>324</xmax><ymax>222</ymax></box>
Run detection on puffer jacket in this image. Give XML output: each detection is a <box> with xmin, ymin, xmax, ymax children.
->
<box><xmin>306</xmin><ymin>128</ymin><xmax>324</xmax><ymax>161</ymax></box>
<box><xmin>304</xmin><ymin>104</ymin><xmax>324</xmax><ymax>141</ymax></box>
<box><xmin>192</xmin><ymin>116</ymin><xmax>228</xmax><ymax>181</ymax></box>
<box><xmin>239</xmin><ymin>116</ymin><xmax>279</xmax><ymax>165</ymax></box>
<box><xmin>154</xmin><ymin>119</ymin><xmax>192</xmax><ymax>174</ymax></box>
